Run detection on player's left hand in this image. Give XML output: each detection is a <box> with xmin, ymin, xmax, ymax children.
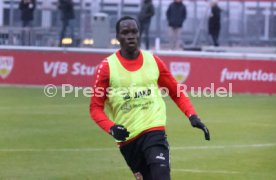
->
<box><xmin>189</xmin><ymin>115</ymin><xmax>210</xmax><ymax>141</ymax></box>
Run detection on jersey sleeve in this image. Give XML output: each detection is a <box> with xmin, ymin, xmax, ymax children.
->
<box><xmin>153</xmin><ymin>55</ymin><xmax>197</xmax><ymax>118</ymax></box>
<box><xmin>89</xmin><ymin>59</ymin><xmax>115</xmax><ymax>133</ymax></box>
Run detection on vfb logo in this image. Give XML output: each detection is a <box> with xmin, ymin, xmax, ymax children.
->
<box><xmin>44</xmin><ymin>61</ymin><xmax>68</xmax><ymax>77</ymax></box>
<box><xmin>170</xmin><ymin>62</ymin><xmax>190</xmax><ymax>83</ymax></box>
<box><xmin>0</xmin><ymin>56</ymin><xmax>14</xmax><ymax>79</ymax></box>
<box><xmin>44</xmin><ymin>61</ymin><xmax>96</xmax><ymax>77</ymax></box>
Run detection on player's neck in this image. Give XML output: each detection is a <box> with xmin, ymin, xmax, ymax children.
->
<box><xmin>120</xmin><ymin>49</ymin><xmax>139</xmax><ymax>60</ymax></box>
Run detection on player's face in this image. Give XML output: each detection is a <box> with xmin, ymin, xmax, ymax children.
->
<box><xmin>117</xmin><ymin>19</ymin><xmax>139</xmax><ymax>52</ymax></box>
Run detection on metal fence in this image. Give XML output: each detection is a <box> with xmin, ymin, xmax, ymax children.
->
<box><xmin>0</xmin><ymin>0</ymin><xmax>275</xmax><ymax>48</ymax></box>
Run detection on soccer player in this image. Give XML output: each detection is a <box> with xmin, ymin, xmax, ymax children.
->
<box><xmin>90</xmin><ymin>16</ymin><xmax>210</xmax><ymax>180</ymax></box>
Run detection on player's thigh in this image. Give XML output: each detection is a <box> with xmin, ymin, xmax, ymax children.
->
<box><xmin>144</xmin><ymin>145</ymin><xmax>170</xmax><ymax>180</ymax></box>
<box><xmin>144</xmin><ymin>145</ymin><xmax>170</xmax><ymax>167</ymax></box>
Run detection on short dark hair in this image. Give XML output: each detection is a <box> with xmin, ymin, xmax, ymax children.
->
<box><xmin>115</xmin><ymin>16</ymin><xmax>139</xmax><ymax>35</ymax></box>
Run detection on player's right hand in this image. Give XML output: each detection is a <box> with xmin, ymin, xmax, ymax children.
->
<box><xmin>109</xmin><ymin>125</ymin><xmax>130</xmax><ymax>141</ymax></box>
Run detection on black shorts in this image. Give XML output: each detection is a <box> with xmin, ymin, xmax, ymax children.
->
<box><xmin>119</xmin><ymin>130</ymin><xmax>170</xmax><ymax>176</ymax></box>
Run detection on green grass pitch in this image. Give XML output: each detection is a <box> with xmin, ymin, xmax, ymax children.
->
<box><xmin>0</xmin><ymin>86</ymin><xmax>275</xmax><ymax>180</ymax></box>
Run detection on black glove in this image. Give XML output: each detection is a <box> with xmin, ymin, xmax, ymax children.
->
<box><xmin>189</xmin><ymin>115</ymin><xmax>210</xmax><ymax>141</ymax></box>
<box><xmin>109</xmin><ymin>125</ymin><xmax>130</xmax><ymax>141</ymax></box>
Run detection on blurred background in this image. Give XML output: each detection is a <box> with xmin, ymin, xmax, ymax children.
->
<box><xmin>0</xmin><ymin>0</ymin><xmax>275</xmax><ymax>49</ymax></box>
<box><xmin>0</xmin><ymin>1</ymin><xmax>275</xmax><ymax>179</ymax></box>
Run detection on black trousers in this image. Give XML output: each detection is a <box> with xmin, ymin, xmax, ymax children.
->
<box><xmin>59</xmin><ymin>19</ymin><xmax>74</xmax><ymax>47</ymax></box>
<box><xmin>139</xmin><ymin>20</ymin><xmax>151</xmax><ymax>50</ymax></box>
<box><xmin>210</xmin><ymin>32</ymin><xmax>219</xmax><ymax>46</ymax></box>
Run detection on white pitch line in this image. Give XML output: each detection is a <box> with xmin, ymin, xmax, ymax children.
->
<box><xmin>0</xmin><ymin>148</ymin><xmax>117</xmax><ymax>152</ymax></box>
<box><xmin>172</xmin><ymin>169</ymin><xmax>240</xmax><ymax>174</ymax></box>
<box><xmin>0</xmin><ymin>143</ymin><xmax>275</xmax><ymax>152</ymax></box>
<box><xmin>171</xmin><ymin>143</ymin><xmax>276</xmax><ymax>150</ymax></box>
<box><xmin>116</xmin><ymin>167</ymin><xmax>240</xmax><ymax>174</ymax></box>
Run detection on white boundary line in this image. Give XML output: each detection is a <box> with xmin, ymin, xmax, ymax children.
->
<box><xmin>0</xmin><ymin>143</ymin><xmax>275</xmax><ymax>152</ymax></box>
<box><xmin>172</xmin><ymin>169</ymin><xmax>240</xmax><ymax>174</ymax></box>
<box><xmin>171</xmin><ymin>143</ymin><xmax>276</xmax><ymax>150</ymax></box>
<box><xmin>116</xmin><ymin>167</ymin><xmax>240</xmax><ymax>174</ymax></box>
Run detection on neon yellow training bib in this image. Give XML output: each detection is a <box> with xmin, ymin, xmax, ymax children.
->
<box><xmin>104</xmin><ymin>50</ymin><xmax>166</xmax><ymax>141</ymax></box>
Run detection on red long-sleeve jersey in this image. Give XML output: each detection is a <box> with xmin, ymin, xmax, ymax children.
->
<box><xmin>90</xmin><ymin>50</ymin><xmax>196</xmax><ymax>134</ymax></box>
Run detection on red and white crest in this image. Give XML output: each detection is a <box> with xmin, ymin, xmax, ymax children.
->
<box><xmin>170</xmin><ymin>62</ymin><xmax>190</xmax><ymax>83</ymax></box>
<box><xmin>0</xmin><ymin>56</ymin><xmax>14</xmax><ymax>79</ymax></box>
